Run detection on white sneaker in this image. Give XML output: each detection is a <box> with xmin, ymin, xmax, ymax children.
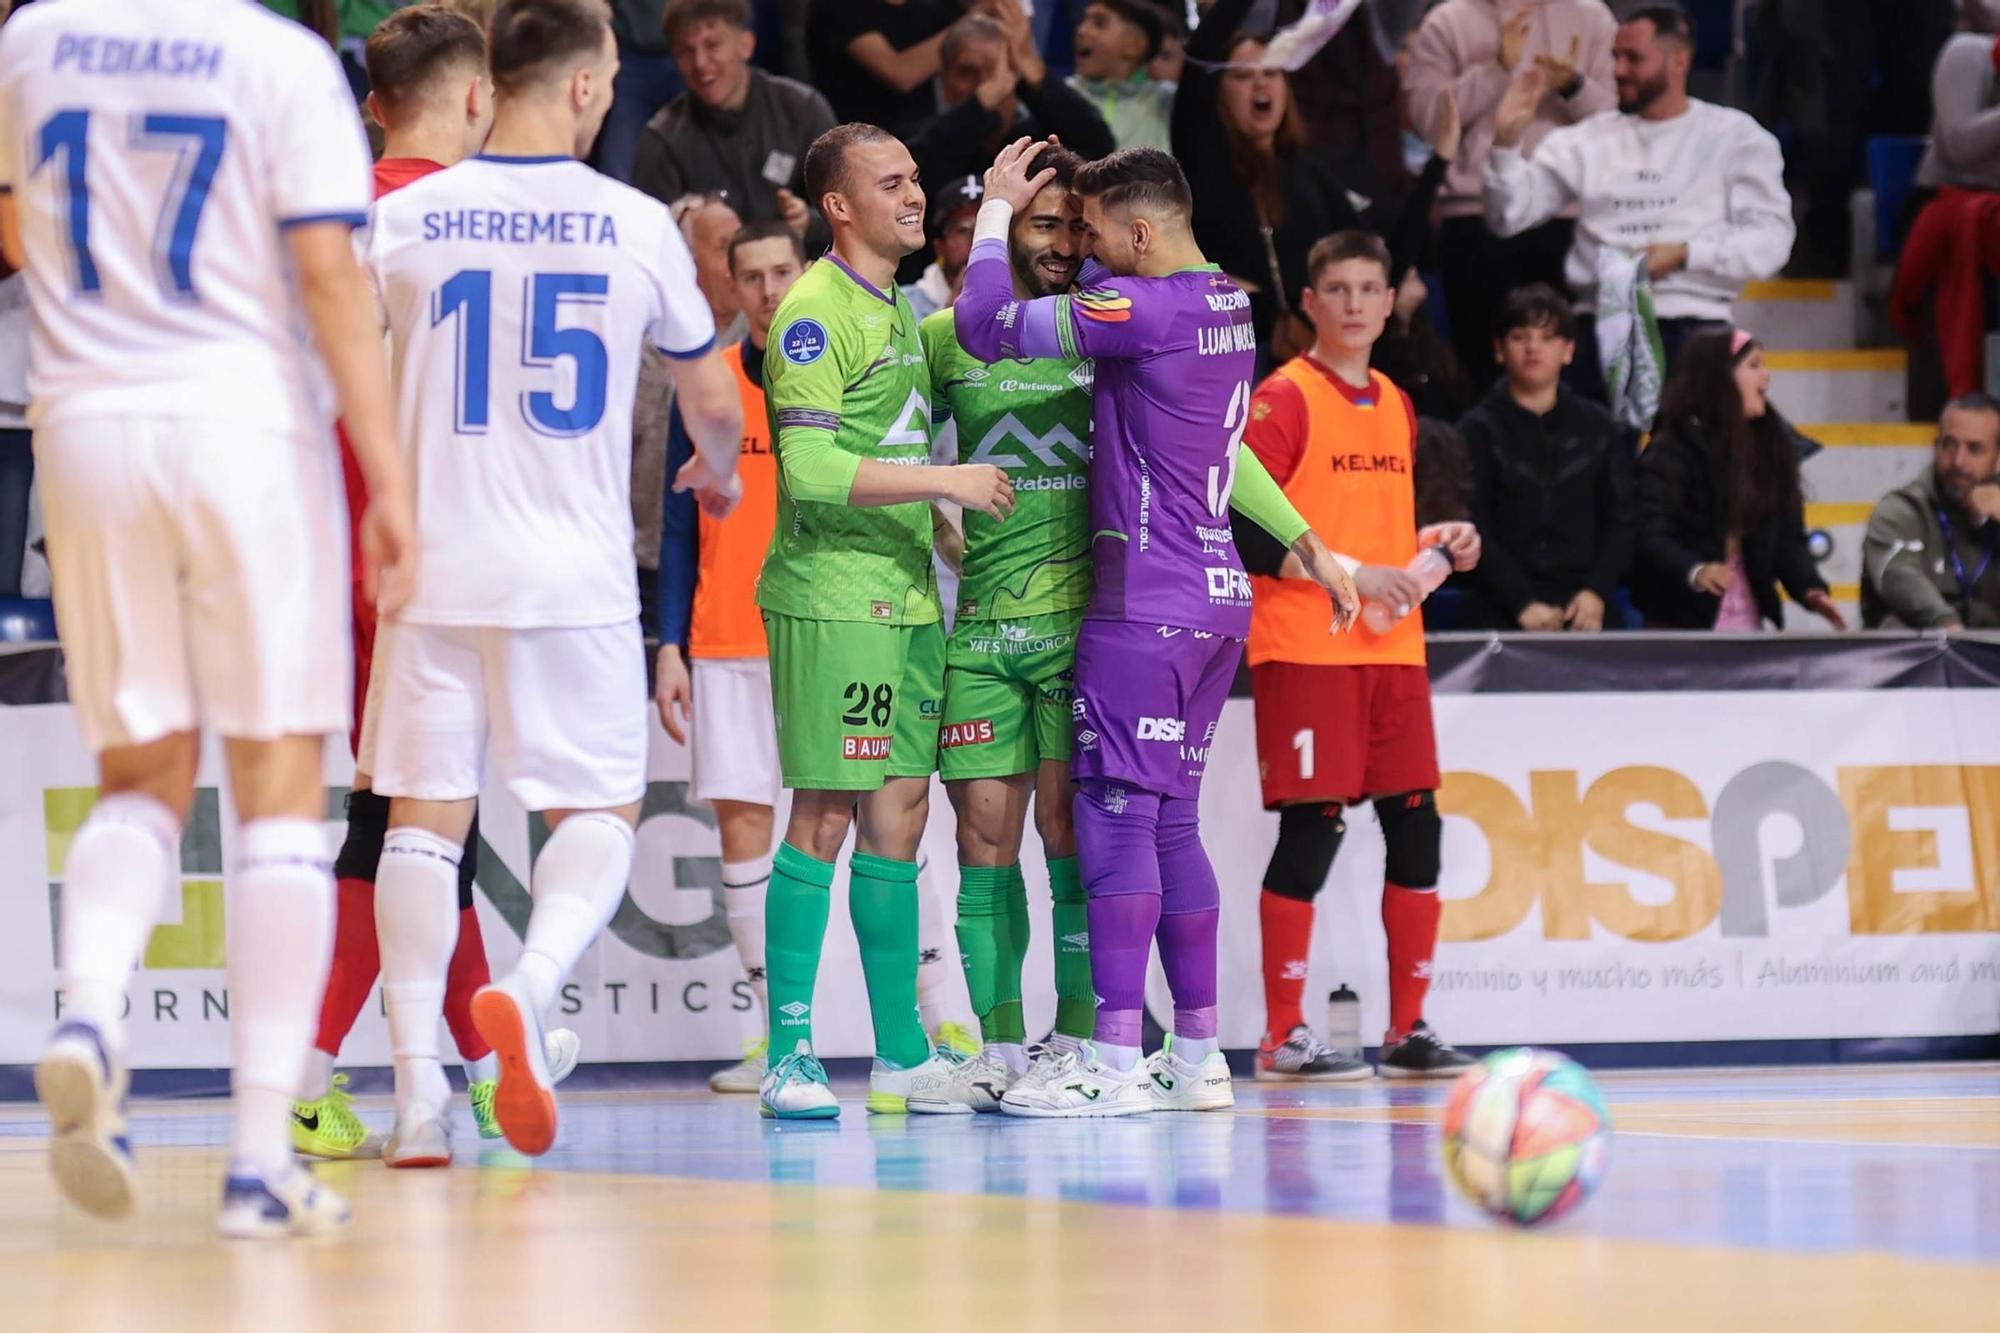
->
<box><xmin>1012</xmin><ymin>1037</ymin><xmax>1082</xmax><ymax>1095</ymax></box>
<box><xmin>36</xmin><ymin>1020</ymin><xmax>136</xmax><ymax>1219</ymax></box>
<box><xmin>545</xmin><ymin>1028</ymin><xmax>582</xmax><ymax>1086</ymax></box>
<box><xmin>760</xmin><ymin>1040</ymin><xmax>839</xmax><ymax>1120</ymax></box>
<box><xmin>870</xmin><ymin>1046</ymin><xmax>972</xmax><ymax>1115</ymax></box>
<box><xmin>710</xmin><ymin>1037</ymin><xmax>769</xmax><ymax>1094</ymax></box>
<box><xmin>908</xmin><ymin>1045</ymin><xmax>1011</xmax><ymax>1114</ymax></box>
<box><xmin>1144</xmin><ymin>1037</ymin><xmax>1235</xmax><ymax>1112</ymax></box>
<box><xmin>998</xmin><ymin>1043</ymin><xmax>1154</xmax><ymax>1118</ymax></box>
<box><xmin>383</xmin><ymin>1099</ymin><xmax>452</xmax><ymax>1169</ymax></box>
<box><xmin>469</xmin><ymin>974</ymin><xmax>557</xmax><ymax>1156</ymax></box>
<box><xmin>217</xmin><ymin>1162</ymin><xmax>351</xmax><ymax>1239</ymax></box>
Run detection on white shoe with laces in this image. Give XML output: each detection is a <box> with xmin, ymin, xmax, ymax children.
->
<box><xmin>998</xmin><ymin>1042</ymin><xmax>1154</xmax><ymax>1118</ymax></box>
<box><xmin>908</xmin><ymin>1044</ymin><xmax>1011</xmax><ymax>1114</ymax></box>
<box><xmin>710</xmin><ymin>1037</ymin><xmax>770</xmax><ymax>1094</ymax></box>
<box><xmin>871</xmin><ymin>1045</ymin><xmax>972</xmax><ymax>1115</ymax></box>
<box><xmin>1145</xmin><ymin>1036</ymin><xmax>1235</xmax><ymax>1112</ymax></box>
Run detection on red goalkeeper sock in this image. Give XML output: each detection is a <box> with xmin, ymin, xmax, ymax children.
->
<box><xmin>443</xmin><ymin>904</ymin><xmax>493</xmax><ymax>1062</ymax></box>
<box><xmin>1258</xmin><ymin>889</ymin><xmax>1314</xmax><ymax>1045</ymax></box>
<box><xmin>1382</xmin><ymin>882</ymin><xmax>1441</xmax><ymax>1037</ymax></box>
<box><xmin>313</xmin><ymin>876</ymin><xmax>380</xmax><ymax>1056</ymax></box>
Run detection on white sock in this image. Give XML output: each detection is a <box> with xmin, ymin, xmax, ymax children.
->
<box><xmin>1175</xmin><ymin>1035</ymin><xmax>1221</xmax><ymax>1063</ymax></box>
<box><xmin>56</xmin><ymin>792</ymin><xmax>180</xmax><ymax>1055</ymax></box>
<box><xmin>914</xmin><ymin>854</ymin><xmax>973</xmax><ymax>1031</ymax></box>
<box><xmin>374</xmin><ymin>826</ymin><xmax>462</xmax><ymax>1111</ymax></box>
<box><xmin>1097</xmin><ymin>1041</ymin><xmax>1141</xmax><ymax>1071</ymax></box>
<box><xmin>298</xmin><ymin>1046</ymin><xmax>335</xmax><ymax>1102</ymax></box>
<box><xmin>518</xmin><ymin>812</ymin><xmax>635</xmax><ymax>1018</ymax></box>
<box><xmin>995</xmin><ymin>1041</ymin><xmax>1027</xmax><ymax>1077</ymax></box>
<box><xmin>227</xmin><ymin>818</ymin><xmax>334</xmax><ymax>1176</ymax></box>
<box><xmin>721</xmin><ymin>853</ymin><xmax>771</xmax><ymax>1022</ymax></box>
<box><xmin>1047</xmin><ymin>1032</ymin><xmax>1084</xmax><ymax>1058</ymax></box>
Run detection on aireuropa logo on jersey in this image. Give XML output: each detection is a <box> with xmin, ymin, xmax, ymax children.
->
<box><xmin>1436</xmin><ymin>760</ymin><xmax>2000</xmax><ymax>943</ymax></box>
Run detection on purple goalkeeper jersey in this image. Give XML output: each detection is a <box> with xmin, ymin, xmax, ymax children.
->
<box><xmin>955</xmin><ymin>244</ymin><xmax>1261</xmax><ymax>636</ymax></box>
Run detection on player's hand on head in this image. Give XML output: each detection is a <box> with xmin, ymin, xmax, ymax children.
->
<box><xmin>948</xmin><ymin>463</ymin><xmax>1015</xmax><ymax>521</ymax></box>
<box><xmin>983</xmin><ymin>137</ymin><xmax>1059</xmax><ymax>214</ymax></box>
<box><xmin>1418</xmin><ymin>521</ymin><xmax>1481</xmax><ymax>571</ymax></box>
<box><xmin>654</xmin><ymin>645</ymin><xmax>693</xmax><ymax>745</ymax></box>
<box><xmin>360</xmin><ymin>490</ymin><xmax>418</xmax><ymax>619</ymax></box>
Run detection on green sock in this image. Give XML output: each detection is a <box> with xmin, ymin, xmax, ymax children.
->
<box><xmin>766</xmin><ymin>842</ymin><xmax>834</xmax><ymax>1055</ymax></box>
<box><xmin>1047</xmin><ymin>855</ymin><xmax>1095</xmax><ymax>1040</ymax></box>
<box><xmin>956</xmin><ymin>864</ymin><xmax>1029</xmax><ymax>1046</ymax></box>
<box><xmin>847</xmin><ymin>850</ymin><xmax>930</xmax><ymax>1069</ymax></box>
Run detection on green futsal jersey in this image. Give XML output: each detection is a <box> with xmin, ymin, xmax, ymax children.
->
<box><xmin>920</xmin><ymin>308</ymin><xmax>1092</xmax><ymax>621</ymax></box>
<box><xmin>758</xmin><ymin>260</ymin><xmax>939</xmax><ymax>626</ymax></box>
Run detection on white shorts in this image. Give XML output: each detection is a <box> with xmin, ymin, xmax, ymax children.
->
<box><xmin>36</xmin><ymin>414</ymin><xmax>349</xmax><ymax>752</ymax></box>
<box><xmin>369</xmin><ymin>618</ymin><xmax>647</xmax><ymax>812</ymax></box>
<box><xmin>690</xmin><ymin>656</ymin><xmax>779</xmax><ymax>807</ymax></box>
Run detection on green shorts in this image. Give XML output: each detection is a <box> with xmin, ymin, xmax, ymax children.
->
<box><xmin>938</xmin><ymin>609</ymin><xmax>1081</xmax><ymax>782</ymax></box>
<box><xmin>764</xmin><ymin>611</ymin><xmax>945</xmax><ymax>790</ymax></box>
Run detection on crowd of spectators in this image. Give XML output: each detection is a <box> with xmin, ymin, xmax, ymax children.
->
<box><xmin>1</xmin><ymin>0</ymin><xmax>1994</xmax><ymax>639</ymax></box>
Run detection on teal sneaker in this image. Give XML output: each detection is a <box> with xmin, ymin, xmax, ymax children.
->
<box><xmin>760</xmin><ymin>1040</ymin><xmax>839</xmax><ymax>1120</ymax></box>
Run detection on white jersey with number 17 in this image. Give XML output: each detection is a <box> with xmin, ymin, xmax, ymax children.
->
<box><xmin>363</xmin><ymin>155</ymin><xmax>717</xmax><ymax>631</ymax></box>
<box><xmin>0</xmin><ymin>0</ymin><xmax>373</xmax><ymax>429</ymax></box>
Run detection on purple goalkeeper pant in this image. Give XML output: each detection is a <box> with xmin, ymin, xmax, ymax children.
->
<box><xmin>1072</xmin><ymin>620</ymin><xmax>1234</xmax><ymax>1048</ymax></box>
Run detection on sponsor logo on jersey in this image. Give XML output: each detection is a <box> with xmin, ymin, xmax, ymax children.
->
<box><xmin>870</xmin><ymin>600</ymin><xmax>893</xmax><ymax>619</ymax></box>
<box><xmin>1329</xmin><ymin>452</ymin><xmax>1410</xmax><ymax>474</ymax></box>
<box><xmin>1179</xmin><ymin>743</ymin><xmax>1211</xmax><ymax>765</ymax></box>
<box><xmin>1196</xmin><ymin>523</ymin><xmax>1232</xmax><ymax>555</ymax></box>
<box><xmin>940</xmin><ymin>719</ymin><xmax>996</xmax><ymax>749</ymax></box>
<box><xmin>919</xmin><ymin>697</ymin><xmax>942</xmax><ymax>719</ymax></box>
<box><xmin>964</xmin><ymin>366</ymin><xmax>991</xmax><ymax>382</ymax></box>
<box><xmin>995</xmin><ymin>379</ymin><xmax>1070</xmax><ymax>394</ymax></box>
<box><xmin>1203</xmin><ymin>288</ymin><xmax>1250</xmax><ymax>312</ymax></box>
<box><xmin>842</xmin><ymin>735</ymin><xmax>892</xmax><ymax>760</ymax></box>
<box><xmin>964</xmin><ymin>624</ymin><xmax>1073</xmax><ymax>654</ymax></box>
<box><xmin>1013</xmin><ymin>474</ymin><xmax>1088</xmax><ymax>492</ymax></box>
<box><xmin>1077</xmin><ymin>728</ymin><xmax>1099</xmax><ymax>748</ymax></box>
<box><xmin>1205</xmin><ymin>567</ymin><xmax>1253</xmax><ymax>602</ymax></box>
<box><xmin>781</xmin><ymin>319</ymin><xmax>829</xmax><ymax>364</ymax></box>
<box><xmin>1067</xmin><ymin>362</ymin><xmax>1095</xmax><ymax>392</ymax></box>
<box><xmin>966</xmin><ymin>414</ymin><xmax>1090</xmax><ymax>472</ymax></box>
<box><xmin>1137</xmin><ymin>716</ymin><xmax>1186</xmax><ymax>742</ymax></box>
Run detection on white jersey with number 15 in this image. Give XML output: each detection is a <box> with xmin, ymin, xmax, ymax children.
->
<box><xmin>0</xmin><ymin>0</ymin><xmax>373</xmax><ymax>429</ymax></box>
<box><xmin>362</xmin><ymin>155</ymin><xmax>717</xmax><ymax>631</ymax></box>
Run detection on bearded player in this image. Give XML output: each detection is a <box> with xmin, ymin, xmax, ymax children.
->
<box><xmin>956</xmin><ymin>141</ymin><xmax>1361</xmax><ymax>1117</ymax></box>
<box><xmin>909</xmin><ymin>145</ymin><xmax>1098</xmax><ymax>1113</ymax></box>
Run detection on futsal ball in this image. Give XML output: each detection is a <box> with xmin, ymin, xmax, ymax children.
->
<box><xmin>1440</xmin><ymin>1048</ymin><xmax>1611</xmax><ymax>1226</ymax></box>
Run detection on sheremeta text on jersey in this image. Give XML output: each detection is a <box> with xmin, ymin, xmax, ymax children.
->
<box><xmin>422</xmin><ymin>209</ymin><xmax>621</xmax><ymax>246</ymax></box>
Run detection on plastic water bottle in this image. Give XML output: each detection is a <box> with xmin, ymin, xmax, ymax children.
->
<box><xmin>1360</xmin><ymin>546</ymin><xmax>1452</xmax><ymax>634</ymax></box>
<box><xmin>1325</xmin><ymin>985</ymin><xmax>1362</xmax><ymax>1058</ymax></box>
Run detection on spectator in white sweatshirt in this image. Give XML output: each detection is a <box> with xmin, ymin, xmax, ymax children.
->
<box><xmin>1483</xmin><ymin>5</ymin><xmax>1795</xmax><ymax>401</ymax></box>
<box><xmin>1405</xmin><ymin>0</ymin><xmax>1617</xmax><ymax>393</ymax></box>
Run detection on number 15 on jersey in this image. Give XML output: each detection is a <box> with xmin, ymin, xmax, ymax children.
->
<box><xmin>431</xmin><ymin>268</ymin><xmax>610</xmax><ymax>438</ymax></box>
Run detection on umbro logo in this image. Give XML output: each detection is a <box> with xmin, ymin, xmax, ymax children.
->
<box><xmin>1060</xmin><ymin>932</ymin><xmax>1089</xmax><ymax>949</ymax></box>
<box><xmin>778</xmin><ymin>1001</ymin><xmax>810</xmax><ymax>1020</ymax></box>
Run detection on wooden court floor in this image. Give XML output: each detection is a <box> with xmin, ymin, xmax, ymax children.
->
<box><xmin>1</xmin><ymin>1064</ymin><xmax>1997</xmax><ymax>1332</ymax></box>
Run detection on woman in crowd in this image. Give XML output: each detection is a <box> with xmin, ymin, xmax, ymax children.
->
<box><xmin>1172</xmin><ymin>0</ymin><xmax>1455</xmax><ymax>371</ymax></box>
<box><xmin>1632</xmin><ymin>329</ymin><xmax>1847</xmax><ymax>631</ymax></box>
